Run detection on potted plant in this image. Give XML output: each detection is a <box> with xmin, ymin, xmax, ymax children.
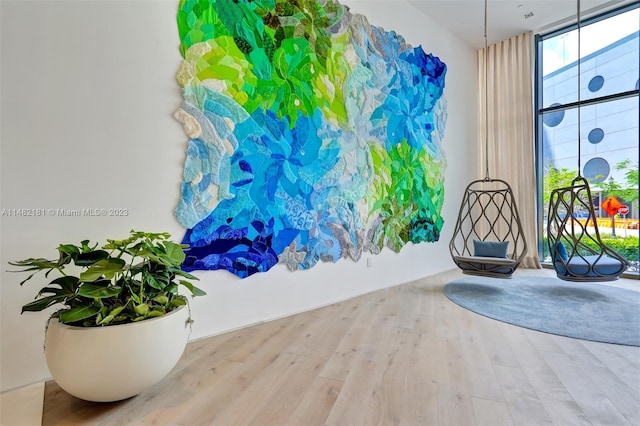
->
<box><xmin>9</xmin><ymin>230</ymin><xmax>206</xmax><ymax>402</ymax></box>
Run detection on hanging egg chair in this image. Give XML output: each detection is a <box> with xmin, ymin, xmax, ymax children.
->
<box><xmin>449</xmin><ymin>178</ymin><xmax>528</xmax><ymax>278</ymax></box>
<box><xmin>545</xmin><ymin>0</ymin><xmax>629</xmax><ymax>282</ymax></box>
<box><xmin>449</xmin><ymin>0</ymin><xmax>528</xmax><ymax>278</ymax></box>
<box><xmin>547</xmin><ymin>177</ymin><xmax>628</xmax><ymax>281</ymax></box>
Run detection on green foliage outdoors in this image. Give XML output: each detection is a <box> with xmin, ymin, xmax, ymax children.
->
<box><xmin>542</xmin><ymin>235</ymin><xmax>639</xmax><ymax>265</ymax></box>
<box><xmin>591</xmin><ymin>159</ymin><xmax>639</xmax><ymax>206</ymax></box>
<box><xmin>542</xmin><ymin>160</ymin><xmax>577</xmax><ymax>204</ymax></box>
<box><xmin>543</xmin><ymin>159</ymin><xmax>638</xmax><ymax>207</ymax></box>
<box><xmin>9</xmin><ymin>230</ymin><xmax>206</xmax><ymax>327</ymax></box>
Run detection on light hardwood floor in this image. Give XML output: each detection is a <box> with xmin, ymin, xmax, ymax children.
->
<box><xmin>36</xmin><ymin>268</ymin><xmax>640</xmax><ymax>425</ymax></box>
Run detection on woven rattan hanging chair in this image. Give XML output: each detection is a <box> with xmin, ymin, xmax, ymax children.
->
<box><xmin>545</xmin><ymin>0</ymin><xmax>628</xmax><ymax>282</ymax></box>
<box><xmin>547</xmin><ymin>177</ymin><xmax>628</xmax><ymax>281</ymax></box>
<box><xmin>449</xmin><ymin>0</ymin><xmax>527</xmax><ymax>279</ymax></box>
<box><xmin>449</xmin><ymin>178</ymin><xmax>528</xmax><ymax>278</ymax></box>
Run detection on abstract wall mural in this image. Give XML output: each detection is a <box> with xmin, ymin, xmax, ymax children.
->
<box><xmin>174</xmin><ymin>0</ymin><xmax>448</xmax><ymax>278</ymax></box>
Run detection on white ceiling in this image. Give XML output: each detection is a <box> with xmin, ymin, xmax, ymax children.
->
<box><xmin>407</xmin><ymin>0</ymin><xmax>637</xmax><ymax>49</ymax></box>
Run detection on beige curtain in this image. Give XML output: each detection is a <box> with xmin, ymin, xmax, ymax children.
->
<box><xmin>478</xmin><ymin>31</ymin><xmax>541</xmax><ymax>268</ymax></box>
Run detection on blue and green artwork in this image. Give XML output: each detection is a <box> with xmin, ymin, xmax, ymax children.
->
<box><xmin>175</xmin><ymin>0</ymin><xmax>448</xmax><ymax>278</ymax></box>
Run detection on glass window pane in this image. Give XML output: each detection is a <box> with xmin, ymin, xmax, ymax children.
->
<box><xmin>544</xmin><ymin>98</ymin><xmax>640</xmax><ymax>177</ymax></box>
<box><xmin>541</xmin><ymin>7</ymin><xmax>639</xmax><ymax>108</ymax></box>
<box><xmin>542</xmin><ymin>100</ymin><xmax>639</xmax><ymax>268</ymax></box>
<box><xmin>539</xmin><ymin>5</ymin><xmax>639</xmax><ymax>273</ymax></box>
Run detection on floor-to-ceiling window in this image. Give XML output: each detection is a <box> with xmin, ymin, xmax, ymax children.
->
<box><xmin>535</xmin><ymin>3</ymin><xmax>639</xmax><ymax>274</ymax></box>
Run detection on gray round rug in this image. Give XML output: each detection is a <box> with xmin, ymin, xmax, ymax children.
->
<box><xmin>443</xmin><ymin>276</ymin><xmax>640</xmax><ymax>346</ymax></box>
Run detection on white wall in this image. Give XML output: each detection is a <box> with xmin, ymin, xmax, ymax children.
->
<box><xmin>0</xmin><ymin>0</ymin><xmax>476</xmax><ymax>392</ymax></box>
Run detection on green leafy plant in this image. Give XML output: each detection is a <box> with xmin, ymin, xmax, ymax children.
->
<box><xmin>542</xmin><ymin>235</ymin><xmax>639</xmax><ymax>271</ymax></box>
<box><xmin>9</xmin><ymin>230</ymin><xmax>206</xmax><ymax>326</ymax></box>
<box><xmin>542</xmin><ymin>160</ymin><xmax>577</xmax><ymax>204</ymax></box>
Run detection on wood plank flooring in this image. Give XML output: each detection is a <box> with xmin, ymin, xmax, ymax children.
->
<box><xmin>40</xmin><ymin>268</ymin><xmax>640</xmax><ymax>425</ymax></box>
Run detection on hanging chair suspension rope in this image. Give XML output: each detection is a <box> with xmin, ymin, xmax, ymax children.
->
<box><xmin>545</xmin><ymin>0</ymin><xmax>629</xmax><ymax>282</ymax></box>
<box><xmin>483</xmin><ymin>0</ymin><xmax>490</xmax><ymax>180</ymax></box>
<box><xmin>449</xmin><ymin>0</ymin><xmax>529</xmax><ymax>278</ymax></box>
<box><xmin>576</xmin><ymin>0</ymin><xmax>582</xmax><ymax>176</ymax></box>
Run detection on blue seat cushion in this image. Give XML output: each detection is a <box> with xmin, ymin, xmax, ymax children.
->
<box><xmin>555</xmin><ymin>255</ymin><xmax>626</xmax><ymax>277</ymax></box>
<box><xmin>473</xmin><ymin>240</ymin><xmax>509</xmax><ymax>258</ymax></box>
<box><xmin>552</xmin><ymin>241</ymin><xmax>569</xmax><ymax>262</ymax></box>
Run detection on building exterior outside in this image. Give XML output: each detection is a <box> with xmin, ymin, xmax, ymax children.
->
<box><xmin>541</xmin><ymin>31</ymin><xmax>638</xmax><ymax>216</ymax></box>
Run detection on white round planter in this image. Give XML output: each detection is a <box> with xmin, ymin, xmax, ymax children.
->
<box><xmin>44</xmin><ymin>306</ymin><xmax>190</xmax><ymax>402</ymax></box>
